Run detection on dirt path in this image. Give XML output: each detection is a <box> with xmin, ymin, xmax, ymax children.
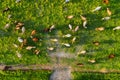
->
<box><xmin>0</xmin><ymin>64</ymin><xmax>120</xmax><ymax>74</ymax></box>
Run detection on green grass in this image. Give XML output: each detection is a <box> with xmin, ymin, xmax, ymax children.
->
<box><xmin>0</xmin><ymin>70</ymin><xmax>51</xmax><ymax>80</ymax></box>
<box><xmin>1</xmin><ymin>0</ymin><xmax>120</xmax><ymax>79</ymax></box>
<box><xmin>73</xmin><ymin>72</ymin><xmax>120</xmax><ymax>80</ymax></box>
<box><xmin>0</xmin><ymin>70</ymin><xmax>120</xmax><ymax>80</ymax></box>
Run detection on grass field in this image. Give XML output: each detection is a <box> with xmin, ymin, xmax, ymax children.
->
<box><xmin>0</xmin><ymin>71</ymin><xmax>120</xmax><ymax>80</ymax></box>
<box><xmin>1</xmin><ymin>0</ymin><xmax>120</xmax><ymax>79</ymax></box>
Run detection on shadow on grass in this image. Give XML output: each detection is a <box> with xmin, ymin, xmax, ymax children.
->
<box><xmin>85</xmin><ymin>13</ymin><xmax>104</xmax><ymax>30</ymax></box>
<box><xmin>73</xmin><ymin>72</ymin><xmax>120</xmax><ymax>80</ymax></box>
<box><xmin>101</xmin><ymin>39</ymin><xmax>117</xmax><ymax>45</ymax></box>
<box><xmin>0</xmin><ymin>30</ymin><xmax>10</xmax><ymax>37</ymax></box>
<box><xmin>0</xmin><ymin>70</ymin><xmax>51</xmax><ymax>80</ymax></box>
<box><xmin>73</xmin><ymin>73</ymin><xmax>105</xmax><ymax>80</ymax></box>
